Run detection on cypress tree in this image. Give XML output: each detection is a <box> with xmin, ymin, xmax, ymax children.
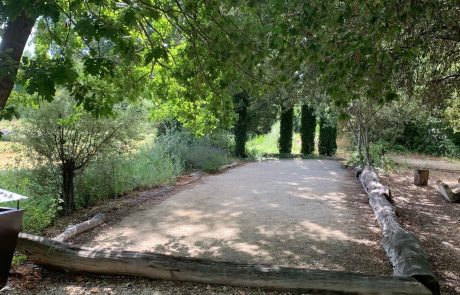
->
<box><xmin>300</xmin><ymin>105</ymin><xmax>316</xmax><ymax>155</ymax></box>
<box><xmin>319</xmin><ymin>118</ymin><xmax>337</xmax><ymax>156</ymax></box>
<box><xmin>233</xmin><ymin>91</ymin><xmax>249</xmax><ymax>158</ymax></box>
<box><xmin>279</xmin><ymin>106</ymin><xmax>294</xmax><ymax>155</ymax></box>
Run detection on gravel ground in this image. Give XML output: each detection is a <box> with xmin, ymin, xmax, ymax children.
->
<box><xmin>5</xmin><ymin>159</ymin><xmax>392</xmax><ymax>294</ymax></box>
<box><xmin>380</xmin><ymin>169</ymin><xmax>460</xmax><ymax>295</ymax></box>
<box><xmin>84</xmin><ymin>160</ymin><xmax>390</xmax><ymax>273</ymax></box>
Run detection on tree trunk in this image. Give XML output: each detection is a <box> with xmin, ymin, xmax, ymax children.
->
<box><xmin>233</xmin><ymin>91</ymin><xmax>249</xmax><ymax>158</ymax></box>
<box><xmin>0</xmin><ymin>13</ymin><xmax>36</xmax><ymax>110</ymax></box>
<box><xmin>62</xmin><ymin>161</ymin><xmax>76</xmax><ymax>215</ymax></box>
<box><xmin>278</xmin><ymin>106</ymin><xmax>293</xmax><ymax>156</ymax></box>
<box><xmin>300</xmin><ymin>105</ymin><xmax>316</xmax><ymax>155</ymax></box>
<box><xmin>358</xmin><ymin>167</ymin><xmax>439</xmax><ymax>295</ymax></box>
<box><xmin>16</xmin><ymin>233</ymin><xmax>431</xmax><ymax>295</ymax></box>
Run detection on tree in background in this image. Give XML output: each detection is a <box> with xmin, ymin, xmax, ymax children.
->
<box><xmin>233</xmin><ymin>91</ymin><xmax>249</xmax><ymax>158</ymax></box>
<box><xmin>21</xmin><ymin>91</ymin><xmax>140</xmax><ymax>215</ymax></box>
<box><xmin>319</xmin><ymin>117</ymin><xmax>337</xmax><ymax>157</ymax></box>
<box><xmin>300</xmin><ymin>105</ymin><xmax>316</xmax><ymax>155</ymax></box>
<box><xmin>278</xmin><ymin>106</ymin><xmax>294</xmax><ymax>155</ymax></box>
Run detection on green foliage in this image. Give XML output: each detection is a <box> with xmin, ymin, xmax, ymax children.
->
<box><xmin>0</xmin><ymin>168</ymin><xmax>58</xmax><ymax>234</ymax></box>
<box><xmin>278</xmin><ymin>107</ymin><xmax>294</xmax><ymax>155</ymax></box>
<box><xmin>233</xmin><ymin>91</ymin><xmax>249</xmax><ymax>158</ymax></box>
<box><xmin>155</xmin><ymin>127</ymin><xmax>233</xmax><ymax>173</ymax></box>
<box><xmin>247</xmin><ymin>122</ymin><xmax>280</xmax><ymax>156</ymax></box>
<box><xmin>75</xmin><ymin>146</ymin><xmax>182</xmax><ymax>208</ymax></box>
<box><xmin>300</xmin><ymin>105</ymin><xmax>316</xmax><ymax>155</ymax></box>
<box><xmin>19</xmin><ymin>91</ymin><xmax>144</xmax><ymax>213</ymax></box>
<box><xmin>318</xmin><ymin>118</ymin><xmax>337</xmax><ymax>156</ymax></box>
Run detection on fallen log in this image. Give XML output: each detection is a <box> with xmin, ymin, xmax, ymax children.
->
<box><xmin>436</xmin><ymin>181</ymin><xmax>460</xmax><ymax>203</ymax></box>
<box><xmin>54</xmin><ymin>213</ymin><xmax>106</xmax><ymax>242</ymax></box>
<box><xmin>358</xmin><ymin>166</ymin><xmax>439</xmax><ymax>295</ymax></box>
<box><xmin>16</xmin><ymin>233</ymin><xmax>430</xmax><ymax>295</ymax></box>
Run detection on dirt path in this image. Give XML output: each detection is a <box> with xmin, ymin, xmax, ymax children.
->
<box><xmin>390</xmin><ymin>154</ymin><xmax>460</xmax><ymax>172</ymax></box>
<box><xmin>85</xmin><ymin>159</ymin><xmax>390</xmax><ymax>275</ymax></box>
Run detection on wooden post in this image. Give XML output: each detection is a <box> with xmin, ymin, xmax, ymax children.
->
<box><xmin>414</xmin><ymin>169</ymin><xmax>429</xmax><ymax>186</ymax></box>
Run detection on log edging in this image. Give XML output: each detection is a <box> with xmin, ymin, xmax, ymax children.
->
<box><xmin>357</xmin><ymin>166</ymin><xmax>440</xmax><ymax>295</ymax></box>
<box><xmin>16</xmin><ymin>233</ymin><xmax>431</xmax><ymax>294</ymax></box>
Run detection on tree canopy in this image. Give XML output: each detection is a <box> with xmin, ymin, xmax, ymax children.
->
<box><xmin>1</xmin><ymin>1</ymin><xmax>458</xmax><ymax>136</ymax></box>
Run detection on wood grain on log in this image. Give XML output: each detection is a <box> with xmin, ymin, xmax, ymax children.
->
<box><xmin>359</xmin><ymin>167</ymin><xmax>439</xmax><ymax>295</ymax></box>
<box><xmin>16</xmin><ymin>233</ymin><xmax>430</xmax><ymax>295</ymax></box>
<box><xmin>53</xmin><ymin>213</ymin><xmax>106</xmax><ymax>242</ymax></box>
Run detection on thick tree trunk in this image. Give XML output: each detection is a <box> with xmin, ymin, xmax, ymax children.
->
<box><xmin>300</xmin><ymin>105</ymin><xmax>316</xmax><ymax>155</ymax></box>
<box><xmin>53</xmin><ymin>213</ymin><xmax>106</xmax><ymax>242</ymax></box>
<box><xmin>278</xmin><ymin>106</ymin><xmax>293</xmax><ymax>156</ymax></box>
<box><xmin>62</xmin><ymin>161</ymin><xmax>76</xmax><ymax>215</ymax></box>
<box><xmin>358</xmin><ymin>166</ymin><xmax>439</xmax><ymax>295</ymax></box>
<box><xmin>0</xmin><ymin>13</ymin><xmax>36</xmax><ymax>110</ymax></box>
<box><xmin>16</xmin><ymin>233</ymin><xmax>431</xmax><ymax>295</ymax></box>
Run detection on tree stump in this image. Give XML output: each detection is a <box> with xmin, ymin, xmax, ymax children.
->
<box><xmin>414</xmin><ymin>169</ymin><xmax>429</xmax><ymax>186</ymax></box>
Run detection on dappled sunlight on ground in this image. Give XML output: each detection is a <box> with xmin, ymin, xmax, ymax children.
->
<box><xmin>380</xmin><ymin>170</ymin><xmax>460</xmax><ymax>295</ymax></box>
<box><xmin>86</xmin><ymin>160</ymin><xmax>390</xmax><ymax>275</ymax></box>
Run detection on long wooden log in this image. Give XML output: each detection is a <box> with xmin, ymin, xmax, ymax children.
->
<box><xmin>16</xmin><ymin>233</ymin><xmax>430</xmax><ymax>295</ymax></box>
<box><xmin>358</xmin><ymin>166</ymin><xmax>439</xmax><ymax>295</ymax></box>
<box><xmin>53</xmin><ymin>213</ymin><xmax>106</xmax><ymax>242</ymax></box>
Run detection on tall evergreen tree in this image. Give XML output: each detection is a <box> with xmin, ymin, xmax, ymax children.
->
<box><xmin>279</xmin><ymin>106</ymin><xmax>294</xmax><ymax>155</ymax></box>
<box><xmin>300</xmin><ymin>105</ymin><xmax>316</xmax><ymax>155</ymax></box>
<box><xmin>233</xmin><ymin>91</ymin><xmax>249</xmax><ymax>158</ymax></box>
<box><xmin>319</xmin><ymin>118</ymin><xmax>337</xmax><ymax>156</ymax></box>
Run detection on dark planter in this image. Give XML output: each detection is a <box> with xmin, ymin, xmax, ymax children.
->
<box><xmin>0</xmin><ymin>207</ymin><xmax>24</xmax><ymax>288</ymax></box>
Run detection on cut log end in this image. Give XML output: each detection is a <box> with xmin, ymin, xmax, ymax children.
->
<box><xmin>414</xmin><ymin>169</ymin><xmax>429</xmax><ymax>186</ymax></box>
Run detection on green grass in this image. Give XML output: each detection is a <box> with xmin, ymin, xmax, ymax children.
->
<box><xmin>247</xmin><ymin>122</ymin><xmax>302</xmax><ymax>156</ymax></box>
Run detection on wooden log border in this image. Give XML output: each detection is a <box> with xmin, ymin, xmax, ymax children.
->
<box><xmin>16</xmin><ymin>233</ymin><xmax>431</xmax><ymax>295</ymax></box>
<box><xmin>357</xmin><ymin>166</ymin><xmax>440</xmax><ymax>295</ymax></box>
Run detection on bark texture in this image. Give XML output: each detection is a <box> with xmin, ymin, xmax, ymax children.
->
<box><xmin>53</xmin><ymin>213</ymin><xmax>106</xmax><ymax>242</ymax></box>
<box><xmin>16</xmin><ymin>233</ymin><xmax>431</xmax><ymax>295</ymax></box>
<box><xmin>358</xmin><ymin>166</ymin><xmax>439</xmax><ymax>295</ymax></box>
<box><xmin>0</xmin><ymin>13</ymin><xmax>36</xmax><ymax>110</ymax></box>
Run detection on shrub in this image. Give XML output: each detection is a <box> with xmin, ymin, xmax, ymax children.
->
<box><xmin>155</xmin><ymin>127</ymin><xmax>233</xmax><ymax>173</ymax></box>
<box><xmin>318</xmin><ymin>118</ymin><xmax>337</xmax><ymax>156</ymax></box>
<box><xmin>279</xmin><ymin>106</ymin><xmax>294</xmax><ymax>155</ymax></box>
<box><xmin>233</xmin><ymin>91</ymin><xmax>249</xmax><ymax>158</ymax></box>
<box><xmin>300</xmin><ymin>105</ymin><xmax>316</xmax><ymax>155</ymax></box>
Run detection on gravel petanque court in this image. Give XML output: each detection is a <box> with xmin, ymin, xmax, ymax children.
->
<box><xmin>86</xmin><ymin>159</ymin><xmax>391</xmax><ymax>275</ymax></box>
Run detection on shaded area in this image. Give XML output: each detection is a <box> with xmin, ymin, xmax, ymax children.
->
<box><xmin>380</xmin><ymin>170</ymin><xmax>460</xmax><ymax>295</ymax></box>
<box><xmin>86</xmin><ymin>160</ymin><xmax>390</xmax><ymax>275</ymax></box>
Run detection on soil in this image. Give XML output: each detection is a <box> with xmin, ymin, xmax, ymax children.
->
<box><xmin>5</xmin><ymin>159</ymin><xmax>394</xmax><ymax>294</ymax></box>
<box><xmin>380</xmin><ymin>168</ymin><xmax>460</xmax><ymax>295</ymax></box>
